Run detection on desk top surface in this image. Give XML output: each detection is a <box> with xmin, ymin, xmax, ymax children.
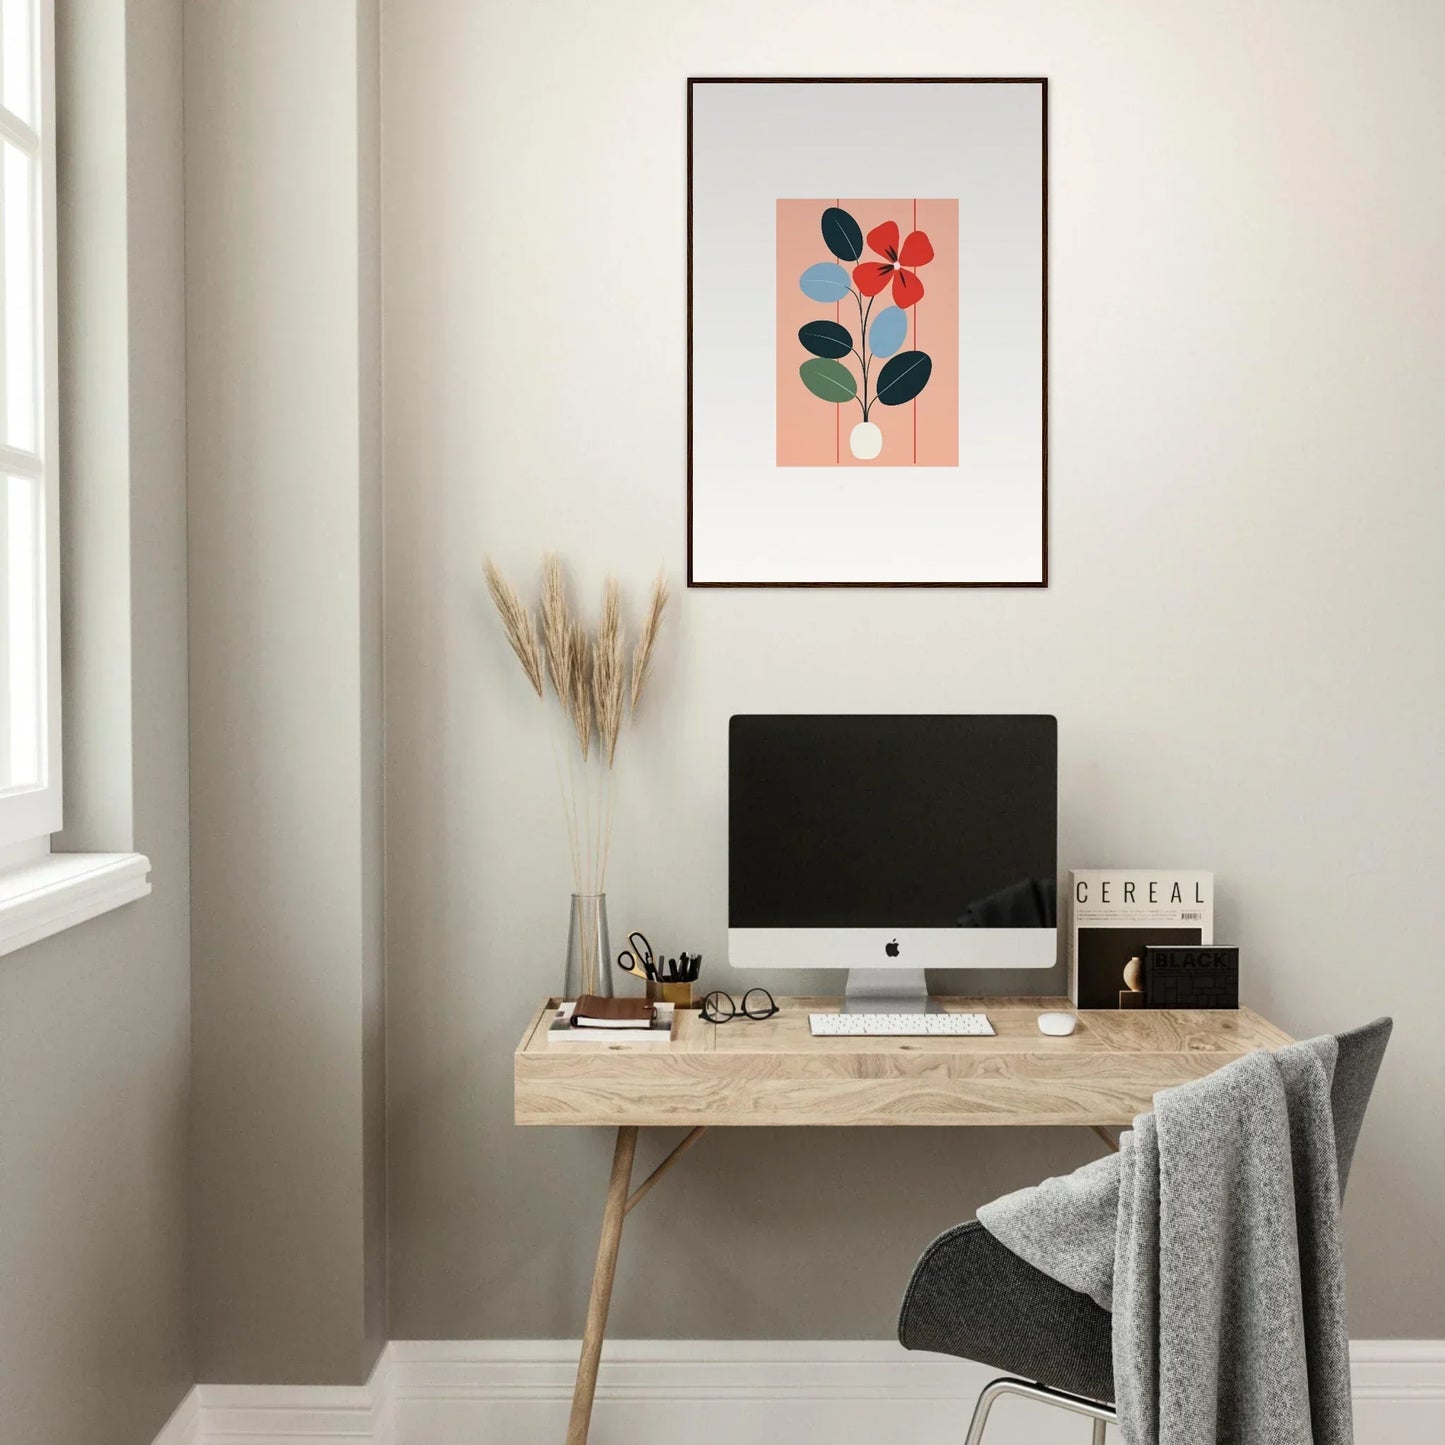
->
<box><xmin>514</xmin><ymin>996</ymin><xmax>1292</xmax><ymax>1128</ymax></box>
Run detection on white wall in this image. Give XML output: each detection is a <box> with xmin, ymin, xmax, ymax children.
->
<box><xmin>381</xmin><ymin>0</ymin><xmax>1445</xmax><ymax>1341</ymax></box>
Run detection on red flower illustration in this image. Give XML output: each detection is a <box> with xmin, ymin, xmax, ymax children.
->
<box><xmin>852</xmin><ymin>221</ymin><xmax>934</xmax><ymax>309</ymax></box>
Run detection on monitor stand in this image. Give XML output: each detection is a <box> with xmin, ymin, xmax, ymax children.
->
<box><xmin>842</xmin><ymin>968</ymin><xmax>939</xmax><ymax>1014</ymax></box>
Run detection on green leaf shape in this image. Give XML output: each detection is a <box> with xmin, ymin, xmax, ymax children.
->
<box><xmin>821</xmin><ymin>206</ymin><xmax>864</xmax><ymax>262</ymax></box>
<box><xmin>799</xmin><ymin>358</ymin><xmax>858</xmax><ymax>404</ymax></box>
<box><xmin>874</xmin><ymin>350</ymin><xmax>933</xmax><ymax>406</ymax></box>
<box><xmin>798</xmin><ymin>320</ymin><xmax>854</xmax><ymax>360</ymax></box>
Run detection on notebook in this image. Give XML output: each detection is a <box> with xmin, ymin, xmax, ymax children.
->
<box><xmin>546</xmin><ymin>1000</ymin><xmax>675</xmax><ymax>1045</ymax></box>
<box><xmin>572</xmin><ymin>995</ymin><xmax>655</xmax><ymax>1029</ymax></box>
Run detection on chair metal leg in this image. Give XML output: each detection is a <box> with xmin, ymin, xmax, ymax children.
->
<box><xmin>963</xmin><ymin>1378</ymin><xmax>1011</xmax><ymax>1445</ymax></box>
<box><xmin>963</xmin><ymin>1376</ymin><xmax>1116</xmax><ymax>1445</ymax></box>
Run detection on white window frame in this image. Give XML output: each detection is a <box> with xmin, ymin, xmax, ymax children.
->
<box><xmin>0</xmin><ymin>0</ymin><xmax>59</xmax><ymax>853</ymax></box>
<box><xmin>0</xmin><ymin>0</ymin><xmax>150</xmax><ymax>955</ymax></box>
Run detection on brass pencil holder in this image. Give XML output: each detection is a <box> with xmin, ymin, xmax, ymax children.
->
<box><xmin>648</xmin><ymin>979</ymin><xmax>694</xmax><ymax>1009</ymax></box>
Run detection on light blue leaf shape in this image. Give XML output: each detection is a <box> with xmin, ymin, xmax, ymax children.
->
<box><xmin>799</xmin><ymin>262</ymin><xmax>852</xmax><ymax>303</ymax></box>
<box><xmin>868</xmin><ymin>305</ymin><xmax>908</xmax><ymax>359</ymax></box>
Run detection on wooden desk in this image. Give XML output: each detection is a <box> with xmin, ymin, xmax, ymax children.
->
<box><xmin>514</xmin><ymin>996</ymin><xmax>1291</xmax><ymax>1444</ymax></box>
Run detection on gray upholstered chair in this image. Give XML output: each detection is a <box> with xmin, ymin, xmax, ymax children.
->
<box><xmin>898</xmin><ymin>1018</ymin><xmax>1392</xmax><ymax>1443</ymax></box>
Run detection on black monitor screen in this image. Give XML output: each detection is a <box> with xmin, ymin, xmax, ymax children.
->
<box><xmin>729</xmin><ymin>715</ymin><xmax>1057</xmax><ymax>928</ymax></box>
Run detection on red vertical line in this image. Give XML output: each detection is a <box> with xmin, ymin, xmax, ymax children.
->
<box><xmin>836</xmin><ymin>196</ymin><xmax>841</xmax><ymax>463</ymax></box>
<box><xmin>912</xmin><ymin>198</ymin><xmax>918</xmax><ymax>464</ymax></box>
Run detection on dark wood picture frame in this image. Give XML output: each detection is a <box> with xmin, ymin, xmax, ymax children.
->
<box><xmin>686</xmin><ymin>77</ymin><xmax>1049</xmax><ymax>588</ymax></box>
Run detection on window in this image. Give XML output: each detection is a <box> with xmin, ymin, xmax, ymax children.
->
<box><xmin>0</xmin><ymin>0</ymin><xmax>148</xmax><ymax>952</ymax></box>
<box><xmin>0</xmin><ymin>0</ymin><xmax>57</xmax><ymax>854</ymax></box>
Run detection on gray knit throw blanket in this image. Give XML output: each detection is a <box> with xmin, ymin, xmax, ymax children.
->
<box><xmin>978</xmin><ymin>1037</ymin><xmax>1353</xmax><ymax>1445</ymax></box>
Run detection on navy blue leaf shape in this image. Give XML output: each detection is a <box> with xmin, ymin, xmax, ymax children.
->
<box><xmin>821</xmin><ymin>207</ymin><xmax>864</xmax><ymax>262</ymax></box>
<box><xmin>874</xmin><ymin>350</ymin><xmax>933</xmax><ymax>406</ymax></box>
<box><xmin>798</xmin><ymin>320</ymin><xmax>854</xmax><ymax>359</ymax></box>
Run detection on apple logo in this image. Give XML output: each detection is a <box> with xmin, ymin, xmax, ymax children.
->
<box><xmin>885</xmin><ymin>938</ymin><xmax>900</xmax><ymax>957</ymax></box>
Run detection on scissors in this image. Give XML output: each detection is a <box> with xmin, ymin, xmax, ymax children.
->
<box><xmin>616</xmin><ymin>931</ymin><xmax>657</xmax><ymax>982</ymax></box>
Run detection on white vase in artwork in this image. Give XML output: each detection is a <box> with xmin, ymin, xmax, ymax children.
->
<box><xmin>849</xmin><ymin>421</ymin><xmax>882</xmax><ymax>460</ymax></box>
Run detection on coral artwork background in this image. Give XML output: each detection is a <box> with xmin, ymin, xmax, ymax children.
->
<box><xmin>776</xmin><ymin>198</ymin><xmax>959</xmax><ymax>467</ymax></box>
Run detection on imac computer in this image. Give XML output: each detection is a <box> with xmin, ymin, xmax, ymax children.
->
<box><xmin>728</xmin><ymin>715</ymin><xmax>1058</xmax><ymax>1013</ymax></box>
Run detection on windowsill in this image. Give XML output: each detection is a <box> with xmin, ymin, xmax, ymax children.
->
<box><xmin>0</xmin><ymin>852</ymin><xmax>151</xmax><ymax>958</ymax></box>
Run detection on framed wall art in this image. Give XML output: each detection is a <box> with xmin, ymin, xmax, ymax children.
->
<box><xmin>687</xmin><ymin>78</ymin><xmax>1047</xmax><ymax>587</ymax></box>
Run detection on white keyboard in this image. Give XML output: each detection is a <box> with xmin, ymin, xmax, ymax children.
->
<box><xmin>809</xmin><ymin>1012</ymin><xmax>995</xmax><ymax>1038</ymax></box>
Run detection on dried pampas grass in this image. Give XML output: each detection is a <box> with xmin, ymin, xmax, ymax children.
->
<box><xmin>540</xmin><ymin>553</ymin><xmax>571</xmax><ymax>704</ymax></box>
<box><xmin>484</xmin><ymin>560</ymin><xmax>543</xmax><ymax>699</ymax></box>
<box><xmin>566</xmin><ymin>618</ymin><xmax>593</xmax><ymax>761</ymax></box>
<box><xmin>483</xmin><ymin>554</ymin><xmax>669</xmax><ymax>893</ymax></box>
<box><xmin>592</xmin><ymin>579</ymin><xmax>626</xmax><ymax>767</ymax></box>
<box><xmin>630</xmin><ymin>570</ymin><xmax>669</xmax><ymax>715</ymax></box>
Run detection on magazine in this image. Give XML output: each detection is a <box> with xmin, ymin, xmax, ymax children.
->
<box><xmin>1069</xmin><ymin>870</ymin><xmax>1213</xmax><ymax>1009</ymax></box>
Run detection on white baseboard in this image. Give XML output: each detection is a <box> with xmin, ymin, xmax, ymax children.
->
<box><xmin>150</xmin><ymin>1349</ymin><xmax>394</xmax><ymax>1445</ymax></box>
<box><xmin>151</xmin><ymin>1387</ymin><xmax>200</xmax><ymax>1445</ymax></box>
<box><xmin>1350</xmin><ymin>1340</ymin><xmax>1445</xmax><ymax>1445</ymax></box>
<box><xmin>153</xmin><ymin>1339</ymin><xmax>1445</xmax><ymax>1445</ymax></box>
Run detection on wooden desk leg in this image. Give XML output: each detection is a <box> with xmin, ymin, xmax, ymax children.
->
<box><xmin>566</xmin><ymin>1125</ymin><xmax>638</xmax><ymax>1445</ymax></box>
<box><xmin>1091</xmin><ymin>1125</ymin><xmax>1121</xmax><ymax>1153</ymax></box>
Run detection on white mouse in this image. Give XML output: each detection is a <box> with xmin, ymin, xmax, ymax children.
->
<box><xmin>1037</xmin><ymin>1011</ymin><xmax>1079</xmax><ymax>1037</ymax></box>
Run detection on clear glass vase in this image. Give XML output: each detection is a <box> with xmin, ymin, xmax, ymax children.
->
<box><xmin>564</xmin><ymin>893</ymin><xmax>612</xmax><ymax>1001</ymax></box>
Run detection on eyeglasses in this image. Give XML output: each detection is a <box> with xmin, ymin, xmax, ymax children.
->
<box><xmin>700</xmin><ymin>988</ymin><xmax>779</xmax><ymax>1023</ymax></box>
